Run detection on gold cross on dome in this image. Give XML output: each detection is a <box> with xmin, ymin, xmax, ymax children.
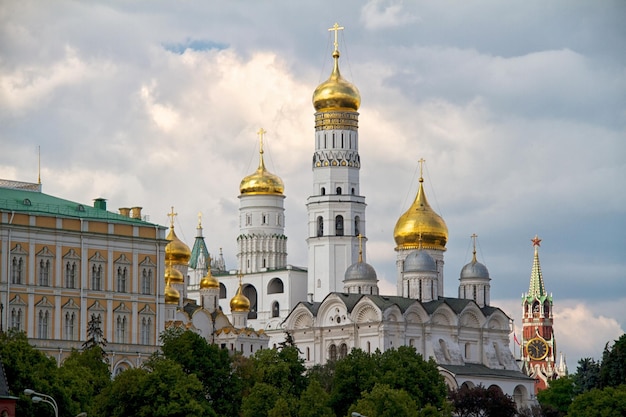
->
<box><xmin>328</xmin><ymin>22</ymin><xmax>344</xmax><ymax>52</ymax></box>
<box><xmin>167</xmin><ymin>206</ymin><xmax>177</xmax><ymax>227</ymax></box>
<box><xmin>257</xmin><ymin>128</ymin><xmax>267</xmax><ymax>154</ymax></box>
<box><xmin>418</xmin><ymin>158</ymin><xmax>426</xmax><ymax>179</ymax></box>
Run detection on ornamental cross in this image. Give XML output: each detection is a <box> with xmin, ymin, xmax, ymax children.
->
<box><xmin>167</xmin><ymin>206</ymin><xmax>177</xmax><ymax>227</ymax></box>
<box><xmin>197</xmin><ymin>211</ymin><xmax>203</xmax><ymax>228</ymax></box>
<box><xmin>257</xmin><ymin>128</ymin><xmax>266</xmax><ymax>154</ymax></box>
<box><xmin>418</xmin><ymin>158</ymin><xmax>426</xmax><ymax>179</ymax></box>
<box><xmin>531</xmin><ymin>235</ymin><xmax>542</xmax><ymax>247</ymax></box>
<box><xmin>328</xmin><ymin>22</ymin><xmax>344</xmax><ymax>52</ymax></box>
<box><xmin>471</xmin><ymin>233</ymin><xmax>478</xmax><ymax>252</ymax></box>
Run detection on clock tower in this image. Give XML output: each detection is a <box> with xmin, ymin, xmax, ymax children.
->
<box><xmin>521</xmin><ymin>236</ymin><xmax>567</xmax><ymax>392</ymax></box>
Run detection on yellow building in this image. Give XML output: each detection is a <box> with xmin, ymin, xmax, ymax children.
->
<box><xmin>0</xmin><ymin>179</ymin><xmax>167</xmax><ymax>374</ymax></box>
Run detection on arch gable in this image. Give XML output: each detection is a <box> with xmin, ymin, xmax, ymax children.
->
<box><xmin>352</xmin><ymin>298</ymin><xmax>381</xmax><ymax>323</ymax></box>
<box><xmin>430</xmin><ymin>304</ymin><xmax>457</xmax><ymax>326</ymax></box>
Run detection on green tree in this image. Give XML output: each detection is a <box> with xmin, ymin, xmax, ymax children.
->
<box><xmin>240</xmin><ymin>382</ymin><xmax>281</xmax><ymax>417</ymax></box>
<box><xmin>269</xmin><ymin>397</ymin><xmax>292</xmax><ymax>417</ymax></box>
<box><xmin>573</xmin><ymin>357</ymin><xmax>601</xmax><ymax>394</ymax></box>
<box><xmin>159</xmin><ymin>327</ymin><xmax>243</xmax><ymax>416</ymax></box>
<box><xmin>349</xmin><ymin>383</ymin><xmax>421</xmax><ymax>417</ymax></box>
<box><xmin>329</xmin><ymin>348</ymin><xmax>378</xmax><ymax>417</ymax></box>
<box><xmin>536</xmin><ymin>376</ymin><xmax>575</xmax><ymax>416</ymax></box>
<box><xmin>57</xmin><ymin>346</ymin><xmax>111</xmax><ymax>416</ymax></box>
<box><xmin>600</xmin><ymin>333</ymin><xmax>626</xmax><ymax>388</ymax></box>
<box><xmin>82</xmin><ymin>314</ymin><xmax>108</xmax><ymax>354</ymax></box>
<box><xmin>378</xmin><ymin>346</ymin><xmax>448</xmax><ymax>409</ymax></box>
<box><xmin>449</xmin><ymin>385</ymin><xmax>517</xmax><ymax>417</ymax></box>
<box><xmin>250</xmin><ymin>345</ymin><xmax>307</xmax><ymax>398</ymax></box>
<box><xmin>297</xmin><ymin>379</ymin><xmax>334</xmax><ymax>417</ymax></box>
<box><xmin>0</xmin><ymin>330</ymin><xmax>67</xmax><ymax>417</ymax></box>
<box><xmin>568</xmin><ymin>385</ymin><xmax>626</xmax><ymax>417</ymax></box>
<box><xmin>92</xmin><ymin>356</ymin><xmax>213</xmax><ymax>417</ymax></box>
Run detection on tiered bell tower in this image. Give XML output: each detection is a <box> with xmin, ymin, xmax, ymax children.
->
<box><xmin>307</xmin><ymin>23</ymin><xmax>366</xmax><ymax>301</ymax></box>
<box><xmin>521</xmin><ymin>235</ymin><xmax>567</xmax><ymax>392</ymax></box>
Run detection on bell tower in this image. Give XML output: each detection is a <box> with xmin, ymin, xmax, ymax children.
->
<box><xmin>521</xmin><ymin>235</ymin><xmax>567</xmax><ymax>392</ymax></box>
<box><xmin>307</xmin><ymin>23</ymin><xmax>366</xmax><ymax>301</ymax></box>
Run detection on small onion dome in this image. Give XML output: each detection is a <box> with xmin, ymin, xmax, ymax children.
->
<box><xmin>404</xmin><ymin>249</ymin><xmax>437</xmax><ymax>273</ymax></box>
<box><xmin>344</xmin><ymin>260</ymin><xmax>377</xmax><ymax>282</ymax></box>
<box><xmin>394</xmin><ymin>178</ymin><xmax>448</xmax><ymax>251</ymax></box>
<box><xmin>164</xmin><ymin>282</ymin><xmax>180</xmax><ymax>305</ymax></box>
<box><xmin>312</xmin><ymin>49</ymin><xmax>360</xmax><ymax>112</ymax></box>
<box><xmin>460</xmin><ymin>255</ymin><xmax>490</xmax><ymax>280</ymax></box>
<box><xmin>239</xmin><ymin>152</ymin><xmax>284</xmax><ymax>196</ymax></box>
<box><xmin>164</xmin><ymin>265</ymin><xmax>184</xmax><ymax>284</ymax></box>
<box><xmin>200</xmin><ymin>269</ymin><xmax>219</xmax><ymax>289</ymax></box>
<box><xmin>165</xmin><ymin>226</ymin><xmax>191</xmax><ymax>265</ymax></box>
<box><xmin>230</xmin><ymin>283</ymin><xmax>250</xmax><ymax>312</ymax></box>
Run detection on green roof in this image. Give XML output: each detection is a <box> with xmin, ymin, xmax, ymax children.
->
<box><xmin>0</xmin><ymin>185</ymin><xmax>158</xmax><ymax>226</ymax></box>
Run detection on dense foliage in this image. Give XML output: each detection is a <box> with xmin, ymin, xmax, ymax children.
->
<box><xmin>2</xmin><ymin>329</ymin><xmax>625</xmax><ymax>416</ymax></box>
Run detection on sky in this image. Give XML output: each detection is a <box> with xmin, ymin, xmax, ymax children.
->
<box><xmin>1</xmin><ymin>0</ymin><xmax>625</xmax><ymax>369</ymax></box>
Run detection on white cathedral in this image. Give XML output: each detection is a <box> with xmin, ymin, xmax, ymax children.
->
<box><xmin>173</xmin><ymin>25</ymin><xmax>537</xmax><ymax>407</ymax></box>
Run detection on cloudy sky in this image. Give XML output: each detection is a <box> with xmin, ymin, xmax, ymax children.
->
<box><xmin>1</xmin><ymin>0</ymin><xmax>625</xmax><ymax>368</ymax></box>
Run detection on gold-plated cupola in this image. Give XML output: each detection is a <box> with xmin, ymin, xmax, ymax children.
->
<box><xmin>239</xmin><ymin>128</ymin><xmax>284</xmax><ymax>196</ymax></box>
<box><xmin>312</xmin><ymin>23</ymin><xmax>361</xmax><ymax>112</ymax></box>
<box><xmin>394</xmin><ymin>160</ymin><xmax>448</xmax><ymax>251</ymax></box>
<box><xmin>165</xmin><ymin>207</ymin><xmax>191</xmax><ymax>266</ymax></box>
<box><xmin>230</xmin><ymin>275</ymin><xmax>251</xmax><ymax>312</ymax></box>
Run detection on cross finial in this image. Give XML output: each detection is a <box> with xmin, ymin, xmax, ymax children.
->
<box><xmin>328</xmin><ymin>22</ymin><xmax>344</xmax><ymax>53</ymax></box>
<box><xmin>197</xmin><ymin>211</ymin><xmax>203</xmax><ymax>228</ymax></box>
<box><xmin>257</xmin><ymin>128</ymin><xmax>267</xmax><ymax>154</ymax></box>
<box><xmin>531</xmin><ymin>235</ymin><xmax>542</xmax><ymax>247</ymax></box>
<box><xmin>418</xmin><ymin>158</ymin><xmax>426</xmax><ymax>182</ymax></box>
<box><xmin>167</xmin><ymin>206</ymin><xmax>177</xmax><ymax>228</ymax></box>
<box><xmin>471</xmin><ymin>233</ymin><xmax>478</xmax><ymax>261</ymax></box>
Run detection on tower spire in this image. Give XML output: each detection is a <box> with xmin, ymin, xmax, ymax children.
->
<box><xmin>528</xmin><ymin>235</ymin><xmax>546</xmax><ymax>297</ymax></box>
<box><xmin>471</xmin><ymin>233</ymin><xmax>478</xmax><ymax>263</ymax></box>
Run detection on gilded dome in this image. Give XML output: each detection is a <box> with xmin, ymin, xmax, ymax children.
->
<box><xmin>240</xmin><ymin>139</ymin><xmax>284</xmax><ymax>196</ymax></box>
<box><xmin>164</xmin><ymin>281</ymin><xmax>180</xmax><ymax>305</ymax></box>
<box><xmin>164</xmin><ymin>265</ymin><xmax>184</xmax><ymax>284</ymax></box>
<box><xmin>230</xmin><ymin>282</ymin><xmax>250</xmax><ymax>312</ymax></box>
<box><xmin>394</xmin><ymin>178</ymin><xmax>448</xmax><ymax>251</ymax></box>
<box><xmin>312</xmin><ymin>49</ymin><xmax>360</xmax><ymax>112</ymax></box>
<box><xmin>200</xmin><ymin>268</ymin><xmax>219</xmax><ymax>289</ymax></box>
<box><xmin>165</xmin><ymin>226</ymin><xmax>191</xmax><ymax>265</ymax></box>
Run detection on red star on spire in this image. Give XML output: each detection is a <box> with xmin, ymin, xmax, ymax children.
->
<box><xmin>531</xmin><ymin>235</ymin><xmax>542</xmax><ymax>247</ymax></box>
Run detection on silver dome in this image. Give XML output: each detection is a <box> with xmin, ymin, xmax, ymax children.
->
<box><xmin>344</xmin><ymin>261</ymin><xmax>377</xmax><ymax>282</ymax></box>
<box><xmin>460</xmin><ymin>260</ymin><xmax>490</xmax><ymax>280</ymax></box>
<box><xmin>404</xmin><ymin>249</ymin><xmax>437</xmax><ymax>273</ymax></box>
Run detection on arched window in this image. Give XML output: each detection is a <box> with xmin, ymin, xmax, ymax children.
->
<box><xmin>65</xmin><ymin>312</ymin><xmax>75</xmax><ymax>340</ymax></box>
<box><xmin>116</xmin><ymin>316</ymin><xmax>127</xmax><ymax>343</ymax></box>
<box><xmin>321</xmin><ymin>187</ymin><xmax>325</xmax><ymax>195</ymax></box>
<box><xmin>336</xmin><ymin>187</ymin><xmax>342</xmax><ymax>195</ymax></box>
<box><xmin>339</xmin><ymin>343</ymin><xmax>348</xmax><ymax>359</ymax></box>
<box><xmin>10</xmin><ymin>308</ymin><xmax>23</xmax><ymax>331</ymax></box>
<box><xmin>11</xmin><ymin>257</ymin><xmax>24</xmax><ymax>284</ymax></box>
<box><xmin>141</xmin><ymin>317</ymin><xmax>152</xmax><ymax>345</ymax></box>
<box><xmin>243</xmin><ymin>285</ymin><xmax>258</xmax><ymax>319</ymax></box>
<box><xmin>267</xmin><ymin>278</ymin><xmax>284</xmax><ymax>294</ymax></box>
<box><xmin>354</xmin><ymin>216</ymin><xmax>360</xmax><ymax>236</ymax></box>
<box><xmin>117</xmin><ymin>267</ymin><xmax>127</xmax><ymax>293</ymax></box>
<box><xmin>141</xmin><ymin>269</ymin><xmax>152</xmax><ymax>295</ymax></box>
<box><xmin>272</xmin><ymin>301</ymin><xmax>280</xmax><ymax>318</ymax></box>
<box><xmin>439</xmin><ymin>339</ymin><xmax>451</xmax><ymax>361</ymax></box>
<box><xmin>92</xmin><ymin>264</ymin><xmax>103</xmax><ymax>290</ymax></box>
<box><xmin>219</xmin><ymin>283</ymin><xmax>227</xmax><ymax>299</ymax></box>
<box><xmin>317</xmin><ymin>216</ymin><xmax>324</xmax><ymax>237</ymax></box>
<box><xmin>39</xmin><ymin>259</ymin><xmax>50</xmax><ymax>286</ymax></box>
<box><xmin>38</xmin><ymin>310</ymin><xmax>49</xmax><ymax>339</ymax></box>
<box><xmin>335</xmin><ymin>215</ymin><xmax>344</xmax><ymax>236</ymax></box>
<box><xmin>65</xmin><ymin>262</ymin><xmax>76</xmax><ymax>288</ymax></box>
<box><xmin>351</xmin><ymin>187</ymin><xmax>355</xmax><ymax>195</ymax></box>
<box><xmin>329</xmin><ymin>344</ymin><xmax>337</xmax><ymax>361</ymax></box>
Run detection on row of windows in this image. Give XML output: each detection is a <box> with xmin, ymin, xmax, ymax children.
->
<box><xmin>9</xmin><ymin>308</ymin><xmax>153</xmax><ymax>344</ymax></box>
<box><xmin>317</xmin><ymin>132</ymin><xmax>356</xmax><ymax>150</ymax></box>
<box><xmin>320</xmin><ymin>186</ymin><xmax>356</xmax><ymax>196</ymax></box>
<box><xmin>10</xmin><ymin>256</ymin><xmax>156</xmax><ymax>294</ymax></box>
<box><xmin>316</xmin><ymin>215</ymin><xmax>360</xmax><ymax>237</ymax></box>
<box><xmin>244</xmin><ymin>213</ymin><xmax>283</xmax><ymax>227</ymax></box>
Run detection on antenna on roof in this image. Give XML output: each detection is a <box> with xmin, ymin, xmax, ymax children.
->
<box><xmin>37</xmin><ymin>145</ymin><xmax>41</xmax><ymax>185</ymax></box>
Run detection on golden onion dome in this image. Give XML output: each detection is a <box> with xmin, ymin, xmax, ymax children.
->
<box><xmin>164</xmin><ymin>281</ymin><xmax>180</xmax><ymax>305</ymax></box>
<box><xmin>165</xmin><ymin>225</ymin><xmax>191</xmax><ymax>265</ymax></box>
<box><xmin>164</xmin><ymin>264</ymin><xmax>184</xmax><ymax>284</ymax></box>
<box><xmin>394</xmin><ymin>177</ymin><xmax>448</xmax><ymax>251</ymax></box>
<box><xmin>230</xmin><ymin>282</ymin><xmax>250</xmax><ymax>312</ymax></box>
<box><xmin>200</xmin><ymin>267</ymin><xmax>219</xmax><ymax>289</ymax></box>
<box><xmin>312</xmin><ymin>48</ymin><xmax>360</xmax><ymax>112</ymax></box>
<box><xmin>240</xmin><ymin>129</ymin><xmax>284</xmax><ymax>196</ymax></box>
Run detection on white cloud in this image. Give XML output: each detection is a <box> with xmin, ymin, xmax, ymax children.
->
<box><xmin>361</xmin><ymin>0</ymin><xmax>417</xmax><ymax>30</ymax></box>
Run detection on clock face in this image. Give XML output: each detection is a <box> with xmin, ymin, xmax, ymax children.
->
<box><xmin>527</xmin><ymin>338</ymin><xmax>549</xmax><ymax>360</ymax></box>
